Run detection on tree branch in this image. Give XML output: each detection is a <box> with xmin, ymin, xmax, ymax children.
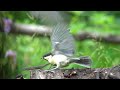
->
<box><xmin>1</xmin><ymin>21</ymin><xmax>120</xmax><ymax>44</ymax></box>
<box><xmin>75</xmin><ymin>32</ymin><xmax>120</xmax><ymax>44</ymax></box>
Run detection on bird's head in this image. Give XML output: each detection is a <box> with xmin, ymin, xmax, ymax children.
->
<box><xmin>42</xmin><ymin>53</ymin><xmax>53</xmax><ymax>61</ymax></box>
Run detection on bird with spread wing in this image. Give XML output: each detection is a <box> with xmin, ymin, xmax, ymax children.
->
<box><xmin>24</xmin><ymin>11</ymin><xmax>92</xmax><ymax>71</ymax></box>
<box><xmin>42</xmin><ymin>22</ymin><xmax>92</xmax><ymax>71</ymax></box>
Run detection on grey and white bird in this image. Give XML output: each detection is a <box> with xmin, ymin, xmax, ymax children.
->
<box><xmin>29</xmin><ymin>11</ymin><xmax>92</xmax><ymax>71</ymax></box>
<box><xmin>42</xmin><ymin>23</ymin><xmax>92</xmax><ymax>71</ymax></box>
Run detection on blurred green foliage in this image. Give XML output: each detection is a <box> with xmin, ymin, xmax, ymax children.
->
<box><xmin>0</xmin><ymin>11</ymin><xmax>120</xmax><ymax>79</ymax></box>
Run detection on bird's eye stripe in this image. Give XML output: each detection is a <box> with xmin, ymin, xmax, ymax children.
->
<box><xmin>43</xmin><ymin>53</ymin><xmax>53</xmax><ymax>58</ymax></box>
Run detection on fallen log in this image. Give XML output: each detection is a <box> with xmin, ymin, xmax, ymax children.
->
<box><xmin>22</xmin><ymin>65</ymin><xmax>120</xmax><ymax>79</ymax></box>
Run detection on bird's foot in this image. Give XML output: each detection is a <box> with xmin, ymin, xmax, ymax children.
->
<box><xmin>44</xmin><ymin>68</ymin><xmax>59</xmax><ymax>73</ymax></box>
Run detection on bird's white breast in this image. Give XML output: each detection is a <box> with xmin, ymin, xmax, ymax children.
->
<box><xmin>50</xmin><ymin>55</ymin><xmax>69</xmax><ymax>66</ymax></box>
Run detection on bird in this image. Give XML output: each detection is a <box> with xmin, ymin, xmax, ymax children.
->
<box><xmin>29</xmin><ymin>11</ymin><xmax>92</xmax><ymax>71</ymax></box>
<box><xmin>42</xmin><ymin>23</ymin><xmax>92</xmax><ymax>71</ymax></box>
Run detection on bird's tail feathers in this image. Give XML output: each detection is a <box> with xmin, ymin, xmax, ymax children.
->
<box><xmin>70</xmin><ymin>56</ymin><xmax>92</xmax><ymax>68</ymax></box>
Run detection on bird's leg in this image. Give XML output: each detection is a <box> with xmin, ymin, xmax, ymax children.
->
<box><xmin>44</xmin><ymin>64</ymin><xmax>60</xmax><ymax>73</ymax></box>
<box><xmin>49</xmin><ymin>67</ymin><xmax>59</xmax><ymax>71</ymax></box>
<box><xmin>44</xmin><ymin>67</ymin><xmax>59</xmax><ymax>73</ymax></box>
<box><xmin>48</xmin><ymin>64</ymin><xmax>54</xmax><ymax>69</ymax></box>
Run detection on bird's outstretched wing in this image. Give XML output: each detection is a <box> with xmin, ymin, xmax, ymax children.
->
<box><xmin>30</xmin><ymin>11</ymin><xmax>74</xmax><ymax>56</ymax></box>
<box><xmin>29</xmin><ymin>11</ymin><xmax>65</xmax><ymax>26</ymax></box>
<box><xmin>51</xmin><ymin>23</ymin><xmax>75</xmax><ymax>57</ymax></box>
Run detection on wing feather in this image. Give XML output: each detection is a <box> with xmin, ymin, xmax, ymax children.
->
<box><xmin>51</xmin><ymin>23</ymin><xmax>75</xmax><ymax>57</ymax></box>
